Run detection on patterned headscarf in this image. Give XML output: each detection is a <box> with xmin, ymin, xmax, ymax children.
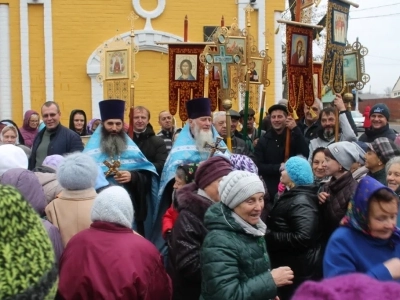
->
<box><xmin>177</xmin><ymin>163</ymin><xmax>199</xmax><ymax>184</ymax></box>
<box><xmin>229</xmin><ymin>154</ymin><xmax>258</xmax><ymax>174</ymax></box>
<box><xmin>340</xmin><ymin>175</ymin><xmax>400</xmax><ymax>244</ymax></box>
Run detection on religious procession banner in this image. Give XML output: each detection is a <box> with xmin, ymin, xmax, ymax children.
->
<box><xmin>313</xmin><ymin>62</ymin><xmax>322</xmax><ymax>99</ymax></box>
<box><xmin>209</xmin><ymin>64</ymin><xmax>222</xmax><ymax>111</ymax></box>
<box><xmin>168</xmin><ymin>44</ymin><xmax>206</xmax><ymax>121</ymax></box>
<box><xmin>322</xmin><ymin>0</ymin><xmax>350</xmax><ymax>94</ymax></box>
<box><xmin>286</xmin><ymin>24</ymin><xmax>315</xmax><ymax>120</ymax></box>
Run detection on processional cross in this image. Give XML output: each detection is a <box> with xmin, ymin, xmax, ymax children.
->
<box><xmin>103</xmin><ymin>159</ymin><xmax>122</xmax><ymax>177</ymax></box>
<box><xmin>204</xmin><ymin>137</ymin><xmax>227</xmax><ymax>158</ymax></box>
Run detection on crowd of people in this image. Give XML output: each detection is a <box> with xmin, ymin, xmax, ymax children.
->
<box><xmin>1</xmin><ymin>95</ymin><xmax>400</xmax><ymax>300</ymax></box>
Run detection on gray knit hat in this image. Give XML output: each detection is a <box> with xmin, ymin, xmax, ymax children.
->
<box><xmin>219</xmin><ymin>170</ymin><xmax>264</xmax><ymax>209</ymax></box>
<box><xmin>327</xmin><ymin>141</ymin><xmax>359</xmax><ymax>171</ymax></box>
<box><xmin>91</xmin><ymin>186</ymin><xmax>133</xmax><ymax>228</ymax></box>
<box><xmin>57</xmin><ymin>152</ymin><xmax>98</xmax><ymax>190</ymax></box>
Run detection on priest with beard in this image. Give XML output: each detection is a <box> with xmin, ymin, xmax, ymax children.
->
<box><xmin>308</xmin><ymin>94</ymin><xmax>357</xmax><ymax>163</ymax></box>
<box><xmin>153</xmin><ymin>97</ymin><xmax>230</xmax><ymax>253</ymax></box>
<box><xmin>83</xmin><ymin>99</ymin><xmax>159</xmax><ymax>238</ymax></box>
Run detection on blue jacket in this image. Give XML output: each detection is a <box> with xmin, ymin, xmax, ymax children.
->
<box><xmin>323</xmin><ymin>226</ymin><xmax>400</xmax><ymax>281</ymax></box>
<box><xmin>29</xmin><ymin>124</ymin><xmax>84</xmax><ymax>170</ymax></box>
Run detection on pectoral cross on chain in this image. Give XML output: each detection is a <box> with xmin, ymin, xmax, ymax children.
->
<box><xmin>103</xmin><ymin>159</ymin><xmax>122</xmax><ymax>177</ymax></box>
<box><xmin>204</xmin><ymin>137</ymin><xmax>227</xmax><ymax>158</ymax></box>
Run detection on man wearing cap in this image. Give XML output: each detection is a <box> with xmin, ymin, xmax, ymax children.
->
<box><xmin>213</xmin><ymin>111</ymin><xmax>253</xmax><ymax>157</ymax></box>
<box><xmin>29</xmin><ymin>101</ymin><xmax>84</xmax><ymax>170</ymax></box>
<box><xmin>156</xmin><ymin>98</ymin><xmax>229</xmax><ymax>251</ymax></box>
<box><xmin>308</xmin><ymin>94</ymin><xmax>357</xmax><ymax>163</ymax></box>
<box><xmin>359</xmin><ymin>103</ymin><xmax>397</xmax><ymax>143</ymax></box>
<box><xmin>254</xmin><ymin>103</ymin><xmax>309</xmax><ymax>198</ymax></box>
<box><xmin>239</xmin><ymin>108</ymin><xmax>266</xmax><ymax>146</ymax></box>
<box><xmin>83</xmin><ymin>99</ymin><xmax>159</xmax><ymax>237</ymax></box>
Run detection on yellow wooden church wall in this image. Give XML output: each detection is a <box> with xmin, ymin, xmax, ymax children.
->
<box><xmin>7</xmin><ymin>0</ymin><xmax>285</xmax><ymax>129</ymax></box>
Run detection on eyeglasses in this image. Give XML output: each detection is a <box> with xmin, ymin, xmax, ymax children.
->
<box><xmin>42</xmin><ymin>113</ymin><xmax>57</xmax><ymax>118</ymax></box>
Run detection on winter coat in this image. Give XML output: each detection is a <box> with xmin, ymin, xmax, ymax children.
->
<box><xmin>57</xmin><ymin>221</ymin><xmax>172</xmax><ymax>300</ymax></box>
<box><xmin>34</xmin><ymin>166</ymin><xmax>63</xmax><ymax>204</ymax></box>
<box><xmin>168</xmin><ymin>182</ymin><xmax>214</xmax><ymax>300</ymax></box>
<box><xmin>363</xmin><ymin>106</ymin><xmax>371</xmax><ymax>128</ymax></box>
<box><xmin>255</xmin><ymin>126</ymin><xmax>309</xmax><ymax>198</ymax></box>
<box><xmin>0</xmin><ymin>168</ymin><xmax>64</xmax><ymax>262</ymax></box>
<box><xmin>68</xmin><ymin>109</ymin><xmax>88</xmax><ymax>136</ymax></box>
<box><xmin>319</xmin><ymin>172</ymin><xmax>358</xmax><ymax>242</ymax></box>
<box><xmin>19</xmin><ymin>110</ymin><xmax>39</xmax><ymax>148</ymax></box>
<box><xmin>297</xmin><ymin>117</ymin><xmax>321</xmax><ymax>143</ymax></box>
<box><xmin>308</xmin><ymin>113</ymin><xmax>357</xmax><ymax>163</ymax></box>
<box><xmin>359</xmin><ymin>124</ymin><xmax>397</xmax><ymax>143</ymax></box>
<box><xmin>368</xmin><ymin>168</ymin><xmax>387</xmax><ymax>185</ymax></box>
<box><xmin>29</xmin><ymin>124</ymin><xmax>84</xmax><ymax>170</ymax></box>
<box><xmin>45</xmin><ymin>188</ymin><xmax>97</xmax><ymax>246</ymax></box>
<box><xmin>200</xmin><ymin>202</ymin><xmax>277</xmax><ymax>300</ymax></box>
<box><xmin>132</xmin><ymin>124</ymin><xmax>168</xmax><ymax>175</ymax></box>
<box><xmin>162</xmin><ymin>206</ymin><xmax>179</xmax><ymax>238</ymax></box>
<box><xmin>266</xmin><ymin>185</ymin><xmax>323</xmax><ymax>300</ymax></box>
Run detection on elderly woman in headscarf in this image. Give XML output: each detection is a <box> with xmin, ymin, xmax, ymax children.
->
<box><xmin>19</xmin><ymin>110</ymin><xmax>40</xmax><ymax>148</ymax></box>
<box><xmin>385</xmin><ymin>156</ymin><xmax>400</xmax><ymax>227</ymax></box>
<box><xmin>324</xmin><ymin>176</ymin><xmax>400</xmax><ymax>281</ymax></box>
<box><xmin>200</xmin><ymin>170</ymin><xmax>294</xmax><ymax>300</ymax></box>
<box><xmin>0</xmin><ymin>124</ymin><xmax>31</xmax><ymax>157</ymax></box>
<box><xmin>86</xmin><ymin>118</ymin><xmax>101</xmax><ymax>135</ymax></box>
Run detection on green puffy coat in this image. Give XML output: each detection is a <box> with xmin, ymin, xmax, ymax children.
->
<box><xmin>200</xmin><ymin>202</ymin><xmax>277</xmax><ymax>300</ymax></box>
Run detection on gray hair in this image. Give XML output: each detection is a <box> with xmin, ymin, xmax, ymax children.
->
<box><xmin>385</xmin><ymin>156</ymin><xmax>400</xmax><ymax>174</ymax></box>
<box><xmin>278</xmin><ymin>99</ymin><xmax>288</xmax><ymax>106</ymax></box>
<box><xmin>314</xmin><ymin>98</ymin><xmax>323</xmax><ymax>110</ymax></box>
<box><xmin>213</xmin><ymin>111</ymin><xmax>226</xmax><ymax>123</ymax></box>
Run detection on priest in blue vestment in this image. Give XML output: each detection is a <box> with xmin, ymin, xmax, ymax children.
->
<box><xmin>84</xmin><ymin>99</ymin><xmax>159</xmax><ymax>238</ymax></box>
<box><xmin>152</xmin><ymin>97</ymin><xmax>230</xmax><ymax>252</ymax></box>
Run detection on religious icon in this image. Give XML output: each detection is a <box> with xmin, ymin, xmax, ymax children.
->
<box><xmin>226</xmin><ymin>37</ymin><xmax>246</xmax><ymax>65</ymax></box>
<box><xmin>106</xmin><ymin>49</ymin><xmax>129</xmax><ymax>79</ymax></box>
<box><xmin>343</xmin><ymin>52</ymin><xmax>359</xmax><ymax>82</ymax></box>
<box><xmin>246</xmin><ymin>57</ymin><xmax>263</xmax><ymax>85</ymax></box>
<box><xmin>290</xmin><ymin>34</ymin><xmax>308</xmax><ymax>66</ymax></box>
<box><xmin>333</xmin><ymin>10</ymin><xmax>348</xmax><ymax>45</ymax></box>
<box><xmin>213</xmin><ymin>66</ymin><xmax>220</xmax><ymax>80</ymax></box>
<box><xmin>175</xmin><ymin>54</ymin><xmax>198</xmax><ymax>81</ymax></box>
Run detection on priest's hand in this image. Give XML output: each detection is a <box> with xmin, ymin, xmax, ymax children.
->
<box><xmin>114</xmin><ymin>171</ymin><xmax>131</xmax><ymax>184</ymax></box>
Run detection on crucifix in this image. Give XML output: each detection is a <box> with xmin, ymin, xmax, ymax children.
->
<box><xmin>103</xmin><ymin>159</ymin><xmax>122</xmax><ymax>177</ymax></box>
<box><xmin>204</xmin><ymin>137</ymin><xmax>227</xmax><ymax>158</ymax></box>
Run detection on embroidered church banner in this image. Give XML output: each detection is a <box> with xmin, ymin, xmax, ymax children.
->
<box><xmin>313</xmin><ymin>62</ymin><xmax>322</xmax><ymax>99</ymax></box>
<box><xmin>168</xmin><ymin>44</ymin><xmax>206</xmax><ymax>121</ymax></box>
<box><xmin>286</xmin><ymin>24</ymin><xmax>315</xmax><ymax>120</ymax></box>
<box><xmin>208</xmin><ymin>64</ymin><xmax>221</xmax><ymax>111</ymax></box>
<box><xmin>322</xmin><ymin>0</ymin><xmax>350</xmax><ymax>93</ymax></box>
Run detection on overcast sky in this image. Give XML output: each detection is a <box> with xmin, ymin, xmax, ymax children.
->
<box><xmin>347</xmin><ymin>0</ymin><xmax>400</xmax><ymax>94</ymax></box>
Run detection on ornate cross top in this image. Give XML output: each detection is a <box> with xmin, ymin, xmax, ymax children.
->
<box><xmin>204</xmin><ymin>137</ymin><xmax>227</xmax><ymax>158</ymax></box>
<box><xmin>244</xmin><ymin>4</ymin><xmax>254</xmax><ymax>27</ymax></box>
<box><xmin>103</xmin><ymin>159</ymin><xmax>122</xmax><ymax>177</ymax></box>
<box><xmin>128</xmin><ymin>11</ymin><xmax>139</xmax><ymax>31</ymax></box>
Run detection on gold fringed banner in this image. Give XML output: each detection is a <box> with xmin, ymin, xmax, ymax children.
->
<box><xmin>313</xmin><ymin>62</ymin><xmax>322</xmax><ymax>99</ymax></box>
<box><xmin>208</xmin><ymin>65</ymin><xmax>220</xmax><ymax>111</ymax></box>
<box><xmin>168</xmin><ymin>44</ymin><xmax>206</xmax><ymax>121</ymax></box>
<box><xmin>286</xmin><ymin>25</ymin><xmax>315</xmax><ymax>120</ymax></box>
<box><xmin>322</xmin><ymin>0</ymin><xmax>350</xmax><ymax>93</ymax></box>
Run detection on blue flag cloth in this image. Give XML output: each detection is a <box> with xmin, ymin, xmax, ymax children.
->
<box><xmin>83</xmin><ymin>126</ymin><xmax>160</xmax><ymax>240</ymax></box>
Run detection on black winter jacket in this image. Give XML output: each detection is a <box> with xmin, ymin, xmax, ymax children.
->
<box><xmin>319</xmin><ymin>171</ymin><xmax>358</xmax><ymax>242</ymax></box>
<box><xmin>132</xmin><ymin>124</ymin><xmax>168</xmax><ymax>175</ymax></box>
<box><xmin>168</xmin><ymin>183</ymin><xmax>213</xmax><ymax>300</ymax></box>
<box><xmin>254</xmin><ymin>126</ymin><xmax>309</xmax><ymax>198</ymax></box>
<box><xmin>29</xmin><ymin>124</ymin><xmax>84</xmax><ymax>170</ymax></box>
<box><xmin>359</xmin><ymin>124</ymin><xmax>397</xmax><ymax>142</ymax></box>
<box><xmin>266</xmin><ymin>185</ymin><xmax>323</xmax><ymax>300</ymax></box>
<box><xmin>297</xmin><ymin>117</ymin><xmax>321</xmax><ymax>143</ymax></box>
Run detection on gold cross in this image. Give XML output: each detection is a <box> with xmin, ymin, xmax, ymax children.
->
<box><xmin>204</xmin><ymin>137</ymin><xmax>227</xmax><ymax>158</ymax></box>
<box><xmin>103</xmin><ymin>160</ymin><xmax>122</xmax><ymax>177</ymax></box>
<box><xmin>244</xmin><ymin>4</ymin><xmax>254</xmax><ymax>27</ymax></box>
<box><xmin>128</xmin><ymin>11</ymin><xmax>139</xmax><ymax>31</ymax></box>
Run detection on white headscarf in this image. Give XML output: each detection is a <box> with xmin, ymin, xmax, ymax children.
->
<box><xmin>0</xmin><ymin>144</ymin><xmax>28</xmax><ymax>175</ymax></box>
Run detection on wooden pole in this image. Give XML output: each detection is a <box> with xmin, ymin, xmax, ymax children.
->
<box><xmin>184</xmin><ymin>15</ymin><xmax>188</xmax><ymax>42</ymax></box>
<box><xmin>221</xmin><ymin>15</ymin><xmax>224</xmax><ymax>27</ymax></box>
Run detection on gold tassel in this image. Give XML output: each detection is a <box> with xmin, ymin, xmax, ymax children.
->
<box><xmin>292</xmin><ymin>109</ymin><xmax>299</xmax><ymax>120</ymax></box>
<box><xmin>316</xmin><ymin>32</ymin><xmax>320</xmax><ymax>42</ymax></box>
<box><xmin>309</xmin><ymin>106</ymin><xmax>317</xmax><ymax>118</ymax></box>
<box><xmin>275</xmin><ymin>26</ymin><xmax>279</xmax><ymax>34</ymax></box>
<box><xmin>315</xmin><ymin>0</ymin><xmax>321</xmax><ymax>7</ymax></box>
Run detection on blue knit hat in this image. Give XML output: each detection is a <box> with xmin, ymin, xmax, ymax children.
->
<box><xmin>285</xmin><ymin>156</ymin><xmax>313</xmax><ymax>186</ymax></box>
<box><xmin>370</xmin><ymin>103</ymin><xmax>390</xmax><ymax>121</ymax></box>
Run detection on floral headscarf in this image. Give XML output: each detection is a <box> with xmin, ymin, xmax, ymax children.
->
<box><xmin>176</xmin><ymin>163</ymin><xmax>199</xmax><ymax>184</ymax></box>
<box><xmin>341</xmin><ymin>175</ymin><xmax>400</xmax><ymax>244</ymax></box>
<box><xmin>229</xmin><ymin>154</ymin><xmax>258</xmax><ymax>174</ymax></box>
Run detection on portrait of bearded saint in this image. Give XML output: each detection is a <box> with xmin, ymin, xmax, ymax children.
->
<box><xmin>83</xmin><ymin>99</ymin><xmax>159</xmax><ymax>239</ymax></box>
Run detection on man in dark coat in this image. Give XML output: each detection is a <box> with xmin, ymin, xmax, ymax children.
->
<box><xmin>131</xmin><ymin>106</ymin><xmax>168</xmax><ymax>175</ymax></box>
<box><xmin>297</xmin><ymin>98</ymin><xmax>323</xmax><ymax>143</ymax></box>
<box><xmin>28</xmin><ymin>101</ymin><xmax>84</xmax><ymax>170</ymax></box>
<box><xmin>254</xmin><ymin>104</ymin><xmax>309</xmax><ymax>198</ymax></box>
<box><xmin>57</xmin><ymin>186</ymin><xmax>172</xmax><ymax>300</ymax></box>
<box><xmin>359</xmin><ymin>103</ymin><xmax>397</xmax><ymax>142</ymax></box>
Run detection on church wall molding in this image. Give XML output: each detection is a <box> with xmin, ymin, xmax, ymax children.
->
<box><xmin>0</xmin><ymin>5</ymin><xmax>12</xmax><ymax>119</ymax></box>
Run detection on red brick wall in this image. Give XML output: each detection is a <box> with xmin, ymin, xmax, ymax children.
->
<box><xmin>358</xmin><ymin>98</ymin><xmax>400</xmax><ymax>121</ymax></box>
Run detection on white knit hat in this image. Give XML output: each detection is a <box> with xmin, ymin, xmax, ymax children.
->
<box><xmin>0</xmin><ymin>144</ymin><xmax>28</xmax><ymax>175</ymax></box>
<box><xmin>91</xmin><ymin>186</ymin><xmax>134</xmax><ymax>228</ymax></box>
<box><xmin>219</xmin><ymin>170</ymin><xmax>265</xmax><ymax>209</ymax></box>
